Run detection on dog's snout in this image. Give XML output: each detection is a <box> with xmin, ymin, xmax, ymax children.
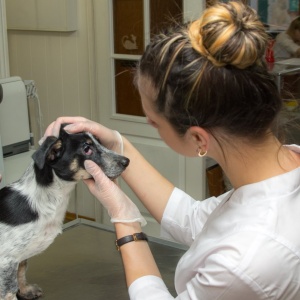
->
<box><xmin>120</xmin><ymin>157</ymin><xmax>130</xmax><ymax>168</ymax></box>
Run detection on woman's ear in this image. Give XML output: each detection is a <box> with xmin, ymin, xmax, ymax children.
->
<box><xmin>187</xmin><ymin>126</ymin><xmax>210</xmax><ymax>152</ymax></box>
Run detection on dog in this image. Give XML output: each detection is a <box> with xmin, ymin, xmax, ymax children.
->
<box><xmin>0</xmin><ymin>125</ymin><xmax>129</xmax><ymax>300</ymax></box>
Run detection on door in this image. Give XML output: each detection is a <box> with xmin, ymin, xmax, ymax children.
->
<box><xmin>93</xmin><ymin>0</ymin><xmax>206</xmax><ymax>238</ymax></box>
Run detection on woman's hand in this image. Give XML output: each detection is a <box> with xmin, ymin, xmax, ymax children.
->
<box><xmin>84</xmin><ymin>160</ymin><xmax>147</xmax><ymax>226</ymax></box>
<box><xmin>41</xmin><ymin>116</ymin><xmax>174</xmax><ymax>224</ymax></box>
<box><xmin>40</xmin><ymin>116</ymin><xmax>123</xmax><ymax>154</ymax></box>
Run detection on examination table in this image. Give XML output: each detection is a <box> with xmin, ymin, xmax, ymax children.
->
<box><xmin>24</xmin><ymin>219</ymin><xmax>186</xmax><ymax>299</ymax></box>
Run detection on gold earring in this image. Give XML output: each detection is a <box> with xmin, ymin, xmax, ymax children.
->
<box><xmin>197</xmin><ymin>147</ymin><xmax>207</xmax><ymax>157</ymax></box>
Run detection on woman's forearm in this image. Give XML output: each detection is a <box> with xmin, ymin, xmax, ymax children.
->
<box><xmin>115</xmin><ymin>222</ymin><xmax>161</xmax><ymax>287</ymax></box>
<box><xmin>121</xmin><ymin>137</ymin><xmax>174</xmax><ymax>223</ymax></box>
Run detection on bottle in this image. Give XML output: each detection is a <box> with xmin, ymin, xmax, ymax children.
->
<box><xmin>265</xmin><ymin>39</ymin><xmax>275</xmax><ymax>63</ymax></box>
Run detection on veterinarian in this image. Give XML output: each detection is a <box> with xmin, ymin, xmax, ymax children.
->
<box><xmin>274</xmin><ymin>16</ymin><xmax>300</xmax><ymax>59</ymax></box>
<box><xmin>43</xmin><ymin>2</ymin><xmax>300</xmax><ymax>299</ymax></box>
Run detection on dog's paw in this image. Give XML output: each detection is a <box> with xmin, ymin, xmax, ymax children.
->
<box><xmin>17</xmin><ymin>284</ymin><xmax>43</xmax><ymax>299</ymax></box>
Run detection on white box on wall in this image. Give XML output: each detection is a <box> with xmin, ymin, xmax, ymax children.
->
<box><xmin>6</xmin><ymin>0</ymin><xmax>78</xmax><ymax>32</ymax></box>
<box><xmin>0</xmin><ymin>77</ymin><xmax>30</xmax><ymax>157</ymax></box>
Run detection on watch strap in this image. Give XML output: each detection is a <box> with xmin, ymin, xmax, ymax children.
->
<box><xmin>115</xmin><ymin>232</ymin><xmax>148</xmax><ymax>251</ymax></box>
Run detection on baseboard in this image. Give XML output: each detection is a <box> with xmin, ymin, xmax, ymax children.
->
<box><xmin>64</xmin><ymin>211</ymin><xmax>95</xmax><ymax>223</ymax></box>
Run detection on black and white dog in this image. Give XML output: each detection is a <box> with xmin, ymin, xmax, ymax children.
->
<box><xmin>0</xmin><ymin>125</ymin><xmax>129</xmax><ymax>300</ymax></box>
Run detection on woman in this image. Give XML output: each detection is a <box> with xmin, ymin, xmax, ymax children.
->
<box><xmin>43</xmin><ymin>2</ymin><xmax>300</xmax><ymax>299</ymax></box>
<box><xmin>274</xmin><ymin>16</ymin><xmax>300</xmax><ymax>59</ymax></box>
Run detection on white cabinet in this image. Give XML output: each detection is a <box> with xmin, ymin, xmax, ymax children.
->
<box><xmin>6</xmin><ymin>0</ymin><xmax>77</xmax><ymax>32</ymax></box>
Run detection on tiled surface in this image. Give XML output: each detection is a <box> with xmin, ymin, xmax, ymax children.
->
<box><xmin>25</xmin><ymin>223</ymin><xmax>185</xmax><ymax>299</ymax></box>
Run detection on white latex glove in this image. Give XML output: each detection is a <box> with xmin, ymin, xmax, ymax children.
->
<box><xmin>84</xmin><ymin>160</ymin><xmax>147</xmax><ymax>226</ymax></box>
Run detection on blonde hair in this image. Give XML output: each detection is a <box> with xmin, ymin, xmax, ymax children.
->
<box><xmin>188</xmin><ymin>1</ymin><xmax>268</xmax><ymax>69</ymax></box>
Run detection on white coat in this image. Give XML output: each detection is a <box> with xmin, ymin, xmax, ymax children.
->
<box><xmin>129</xmin><ymin>145</ymin><xmax>300</xmax><ymax>300</ymax></box>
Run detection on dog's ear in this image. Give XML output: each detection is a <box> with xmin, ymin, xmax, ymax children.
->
<box><xmin>59</xmin><ymin>124</ymin><xmax>69</xmax><ymax>140</ymax></box>
<box><xmin>32</xmin><ymin>136</ymin><xmax>62</xmax><ymax>169</ymax></box>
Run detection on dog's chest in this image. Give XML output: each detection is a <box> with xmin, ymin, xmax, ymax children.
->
<box><xmin>25</xmin><ymin>221</ymin><xmax>63</xmax><ymax>258</ymax></box>
<box><xmin>20</xmin><ymin>197</ymin><xmax>70</xmax><ymax>259</ymax></box>
<box><xmin>0</xmin><ymin>218</ymin><xmax>64</xmax><ymax>262</ymax></box>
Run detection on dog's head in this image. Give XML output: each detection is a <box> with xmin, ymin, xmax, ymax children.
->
<box><xmin>32</xmin><ymin>125</ymin><xmax>129</xmax><ymax>182</ymax></box>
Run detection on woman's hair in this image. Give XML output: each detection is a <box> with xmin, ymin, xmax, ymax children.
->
<box><xmin>287</xmin><ymin>17</ymin><xmax>300</xmax><ymax>34</ymax></box>
<box><xmin>136</xmin><ymin>1</ymin><xmax>282</xmax><ymax>141</ymax></box>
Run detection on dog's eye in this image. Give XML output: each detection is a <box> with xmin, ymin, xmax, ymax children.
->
<box><xmin>83</xmin><ymin>143</ymin><xmax>93</xmax><ymax>156</ymax></box>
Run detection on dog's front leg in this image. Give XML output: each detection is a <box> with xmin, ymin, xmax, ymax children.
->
<box><xmin>0</xmin><ymin>262</ymin><xmax>19</xmax><ymax>300</ymax></box>
<box><xmin>17</xmin><ymin>260</ymin><xmax>42</xmax><ymax>300</ymax></box>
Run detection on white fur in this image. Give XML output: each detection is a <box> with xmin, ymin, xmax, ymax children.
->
<box><xmin>0</xmin><ymin>162</ymin><xmax>76</xmax><ymax>300</ymax></box>
<box><xmin>0</xmin><ymin>162</ymin><xmax>76</xmax><ymax>262</ymax></box>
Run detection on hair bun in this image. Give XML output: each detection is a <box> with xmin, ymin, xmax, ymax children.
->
<box><xmin>189</xmin><ymin>1</ymin><xmax>268</xmax><ymax>69</ymax></box>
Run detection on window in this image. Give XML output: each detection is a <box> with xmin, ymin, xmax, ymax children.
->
<box><xmin>112</xmin><ymin>0</ymin><xmax>183</xmax><ymax>116</ymax></box>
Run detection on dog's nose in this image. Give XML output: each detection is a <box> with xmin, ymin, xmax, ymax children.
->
<box><xmin>120</xmin><ymin>157</ymin><xmax>130</xmax><ymax>168</ymax></box>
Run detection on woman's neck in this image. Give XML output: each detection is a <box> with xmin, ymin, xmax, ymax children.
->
<box><xmin>215</xmin><ymin>137</ymin><xmax>300</xmax><ymax>189</ymax></box>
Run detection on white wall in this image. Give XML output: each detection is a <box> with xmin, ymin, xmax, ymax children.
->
<box><xmin>184</xmin><ymin>0</ymin><xmax>205</xmax><ymax>22</ymax></box>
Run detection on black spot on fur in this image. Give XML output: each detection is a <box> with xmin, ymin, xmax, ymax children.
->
<box><xmin>0</xmin><ymin>187</ymin><xmax>38</xmax><ymax>225</ymax></box>
<box><xmin>33</xmin><ymin>163</ymin><xmax>54</xmax><ymax>187</ymax></box>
